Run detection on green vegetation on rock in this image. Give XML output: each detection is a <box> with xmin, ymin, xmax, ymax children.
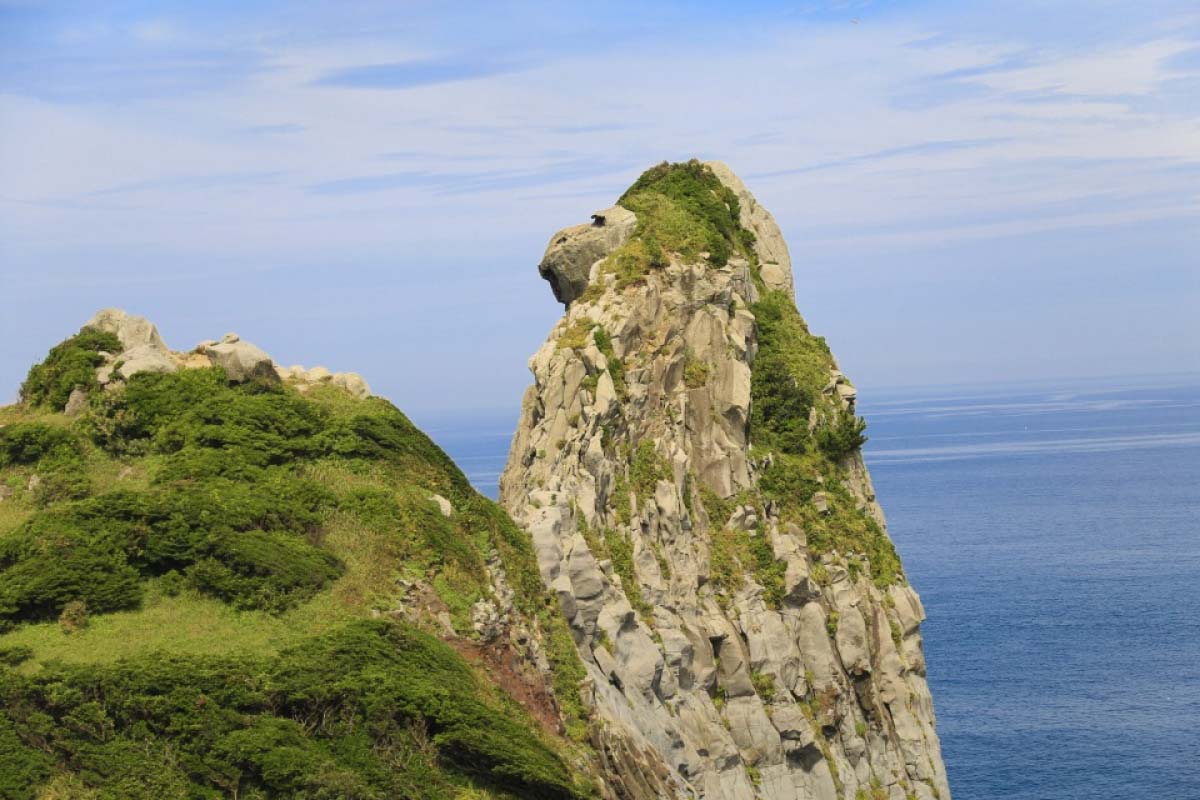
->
<box><xmin>19</xmin><ymin>329</ymin><xmax>121</xmax><ymax>409</ymax></box>
<box><xmin>747</xmin><ymin>288</ymin><xmax>900</xmax><ymax>588</ymax></box>
<box><xmin>618</xmin><ymin>159</ymin><xmax>749</xmax><ymax>267</ymax></box>
<box><xmin>0</xmin><ymin>333</ymin><xmax>593</xmax><ymax>799</ymax></box>
<box><xmin>592</xmin><ymin>160</ymin><xmax>756</xmax><ymax>291</ymax></box>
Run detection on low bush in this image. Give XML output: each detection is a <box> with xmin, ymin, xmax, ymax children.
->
<box><xmin>817</xmin><ymin>411</ymin><xmax>868</xmax><ymax>461</ymax></box>
<box><xmin>0</xmin><ymin>425</ymin><xmax>78</xmax><ymax>467</ymax></box>
<box><xmin>19</xmin><ymin>329</ymin><xmax>121</xmax><ymax>410</ymax></box>
<box><xmin>0</xmin><ymin>477</ymin><xmax>341</xmax><ymax>627</ymax></box>
<box><xmin>0</xmin><ymin>620</ymin><xmax>588</xmax><ymax>800</ymax></box>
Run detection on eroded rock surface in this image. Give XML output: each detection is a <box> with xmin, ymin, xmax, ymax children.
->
<box><xmin>77</xmin><ymin>308</ymin><xmax>371</xmax><ymax>402</ymax></box>
<box><xmin>502</xmin><ymin>161</ymin><xmax>950</xmax><ymax>800</ymax></box>
<box><xmin>539</xmin><ymin>205</ymin><xmax>638</xmax><ymax>305</ymax></box>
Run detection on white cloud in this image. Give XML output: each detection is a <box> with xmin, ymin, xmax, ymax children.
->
<box><xmin>968</xmin><ymin>38</ymin><xmax>1197</xmax><ymax>97</ymax></box>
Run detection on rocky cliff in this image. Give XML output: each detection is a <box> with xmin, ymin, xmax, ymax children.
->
<box><xmin>501</xmin><ymin>160</ymin><xmax>951</xmax><ymax>800</ymax></box>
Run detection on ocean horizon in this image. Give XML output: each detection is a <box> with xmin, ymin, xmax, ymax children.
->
<box><xmin>415</xmin><ymin>372</ymin><xmax>1200</xmax><ymax>800</ymax></box>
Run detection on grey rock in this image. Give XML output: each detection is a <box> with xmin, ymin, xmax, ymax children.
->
<box><xmin>199</xmin><ymin>338</ymin><xmax>275</xmax><ymax>383</ymax></box>
<box><xmin>63</xmin><ymin>388</ymin><xmax>88</xmax><ymax>416</ymax></box>
<box><xmin>538</xmin><ymin>205</ymin><xmax>636</xmax><ymax>305</ymax></box>
<box><xmin>499</xmin><ymin>163</ymin><xmax>951</xmax><ymax>800</ymax></box>
<box><xmin>429</xmin><ymin>494</ymin><xmax>453</xmax><ymax>517</ymax></box>
<box><xmin>118</xmin><ymin>344</ymin><xmax>177</xmax><ymax>379</ymax></box>
<box><xmin>85</xmin><ymin>308</ymin><xmax>167</xmax><ymax>351</ymax></box>
<box><xmin>704</xmin><ymin>161</ymin><xmax>794</xmax><ymax>297</ymax></box>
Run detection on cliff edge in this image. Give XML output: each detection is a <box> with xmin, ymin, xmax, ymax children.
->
<box><xmin>501</xmin><ymin>160</ymin><xmax>951</xmax><ymax>800</ymax></box>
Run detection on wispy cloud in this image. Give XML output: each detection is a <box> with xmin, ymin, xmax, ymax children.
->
<box><xmin>747</xmin><ymin>138</ymin><xmax>1012</xmax><ymax>179</ymax></box>
<box><xmin>80</xmin><ymin>171</ymin><xmax>287</xmax><ymax>199</ymax></box>
<box><xmin>312</xmin><ymin>53</ymin><xmax>526</xmax><ymax>90</ymax></box>
<box><xmin>240</xmin><ymin>123</ymin><xmax>306</xmax><ymax>135</ymax></box>
<box><xmin>2</xmin><ymin>1</ymin><xmax>1198</xmax><ymax>403</ymax></box>
<box><xmin>307</xmin><ymin>160</ymin><xmax>632</xmax><ymax>196</ymax></box>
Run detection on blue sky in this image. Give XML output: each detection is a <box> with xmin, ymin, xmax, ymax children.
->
<box><xmin>1</xmin><ymin>0</ymin><xmax>1198</xmax><ymax>414</ymax></box>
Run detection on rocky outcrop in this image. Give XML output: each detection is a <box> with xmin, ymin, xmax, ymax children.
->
<box><xmin>74</xmin><ymin>308</ymin><xmax>371</xmax><ymax>407</ymax></box>
<box><xmin>502</xmin><ymin>161</ymin><xmax>950</xmax><ymax>799</ymax></box>
<box><xmin>540</xmin><ymin>205</ymin><xmax>638</xmax><ymax>305</ymax></box>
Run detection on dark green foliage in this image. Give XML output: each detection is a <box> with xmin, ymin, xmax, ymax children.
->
<box><xmin>746</xmin><ymin>289</ymin><xmax>900</xmax><ymax>587</ymax></box>
<box><xmin>0</xmin><ymin>647</ymin><xmax>32</xmax><ymax>668</ymax></box>
<box><xmin>0</xmin><ymin>424</ymin><xmax>78</xmax><ymax>467</ymax></box>
<box><xmin>0</xmin><ymin>718</ymin><xmax>52</xmax><ymax>800</ymax></box>
<box><xmin>0</xmin><ymin>477</ymin><xmax>341</xmax><ymax>626</ymax></box>
<box><xmin>19</xmin><ymin>329</ymin><xmax>121</xmax><ymax>410</ymax></box>
<box><xmin>618</xmin><ymin>159</ymin><xmax>745</xmax><ymax>266</ymax></box>
<box><xmin>750</xmin><ymin>291</ymin><xmax>831</xmax><ymax>454</ymax></box>
<box><xmin>0</xmin><ymin>423</ymin><xmax>91</xmax><ymax>506</ymax></box>
<box><xmin>90</xmin><ymin>368</ymin><xmax>323</xmax><ymax>465</ymax></box>
<box><xmin>817</xmin><ymin>411</ymin><xmax>868</xmax><ymax>461</ymax></box>
<box><xmin>752</xmin><ymin>350</ymin><xmax>813</xmax><ymax>453</ymax></box>
<box><xmin>0</xmin><ymin>621</ymin><xmax>586</xmax><ymax>799</ymax></box>
<box><xmin>757</xmin><ymin>453</ymin><xmax>820</xmax><ymax>507</ymax></box>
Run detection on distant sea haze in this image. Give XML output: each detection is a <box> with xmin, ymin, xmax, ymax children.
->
<box><xmin>415</xmin><ymin>373</ymin><xmax>1200</xmax><ymax>800</ymax></box>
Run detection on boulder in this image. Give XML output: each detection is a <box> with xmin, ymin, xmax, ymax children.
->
<box><xmin>199</xmin><ymin>338</ymin><xmax>275</xmax><ymax>383</ymax></box>
<box><xmin>538</xmin><ymin>205</ymin><xmax>636</xmax><ymax>305</ymax></box>
<box><xmin>118</xmin><ymin>344</ymin><xmax>177</xmax><ymax>379</ymax></box>
<box><xmin>331</xmin><ymin>372</ymin><xmax>371</xmax><ymax>399</ymax></box>
<box><xmin>430</xmin><ymin>494</ymin><xmax>453</xmax><ymax>517</ymax></box>
<box><xmin>85</xmin><ymin>309</ymin><xmax>166</xmax><ymax>351</ymax></box>
<box><xmin>63</xmin><ymin>388</ymin><xmax>88</xmax><ymax>417</ymax></box>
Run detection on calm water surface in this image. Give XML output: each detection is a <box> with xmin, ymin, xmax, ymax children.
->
<box><xmin>414</xmin><ymin>374</ymin><xmax>1200</xmax><ymax>800</ymax></box>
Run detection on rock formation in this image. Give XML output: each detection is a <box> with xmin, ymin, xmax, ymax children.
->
<box><xmin>70</xmin><ymin>308</ymin><xmax>371</xmax><ymax>402</ymax></box>
<box><xmin>501</xmin><ymin>160</ymin><xmax>951</xmax><ymax>799</ymax></box>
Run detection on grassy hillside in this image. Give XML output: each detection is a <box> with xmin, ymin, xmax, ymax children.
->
<box><xmin>0</xmin><ymin>334</ymin><xmax>591</xmax><ymax>800</ymax></box>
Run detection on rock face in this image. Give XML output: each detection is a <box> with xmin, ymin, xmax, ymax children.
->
<box><xmin>78</xmin><ymin>309</ymin><xmax>371</xmax><ymax>401</ymax></box>
<box><xmin>540</xmin><ymin>205</ymin><xmax>638</xmax><ymax>305</ymax></box>
<box><xmin>502</xmin><ymin>161</ymin><xmax>950</xmax><ymax>799</ymax></box>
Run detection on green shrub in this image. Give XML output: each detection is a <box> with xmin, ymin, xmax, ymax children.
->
<box><xmin>751</xmin><ymin>670</ymin><xmax>776</xmax><ymax>702</ymax></box>
<box><xmin>0</xmin><ymin>646</ymin><xmax>32</xmax><ymax>668</ymax></box>
<box><xmin>618</xmin><ymin>160</ymin><xmax>746</xmax><ymax>267</ymax></box>
<box><xmin>0</xmin><ymin>477</ymin><xmax>341</xmax><ymax>627</ymax></box>
<box><xmin>0</xmin><ymin>423</ymin><xmax>91</xmax><ymax>507</ymax></box>
<box><xmin>0</xmin><ymin>718</ymin><xmax>53</xmax><ymax>800</ymax></box>
<box><xmin>757</xmin><ymin>452</ymin><xmax>821</xmax><ymax>507</ymax></box>
<box><xmin>0</xmin><ymin>424</ymin><xmax>78</xmax><ymax>467</ymax></box>
<box><xmin>0</xmin><ymin>621</ymin><xmax>588</xmax><ymax>799</ymax></box>
<box><xmin>817</xmin><ymin>411</ymin><xmax>868</xmax><ymax>460</ymax></box>
<box><xmin>683</xmin><ymin>356</ymin><xmax>710</xmax><ymax>389</ymax></box>
<box><xmin>749</xmin><ymin>291</ymin><xmax>832</xmax><ymax>454</ymax></box>
<box><xmin>19</xmin><ymin>329</ymin><xmax>120</xmax><ymax>410</ymax></box>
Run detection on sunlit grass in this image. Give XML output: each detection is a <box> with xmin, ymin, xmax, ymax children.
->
<box><xmin>0</xmin><ymin>579</ymin><xmax>356</xmax><ymax>671</ymax></box>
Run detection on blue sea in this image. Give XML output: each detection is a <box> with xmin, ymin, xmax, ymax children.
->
<box><xmin>414</xmin><ymin>374</ymin><xmax>1200</xmax><ymax>800</ymax></box>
